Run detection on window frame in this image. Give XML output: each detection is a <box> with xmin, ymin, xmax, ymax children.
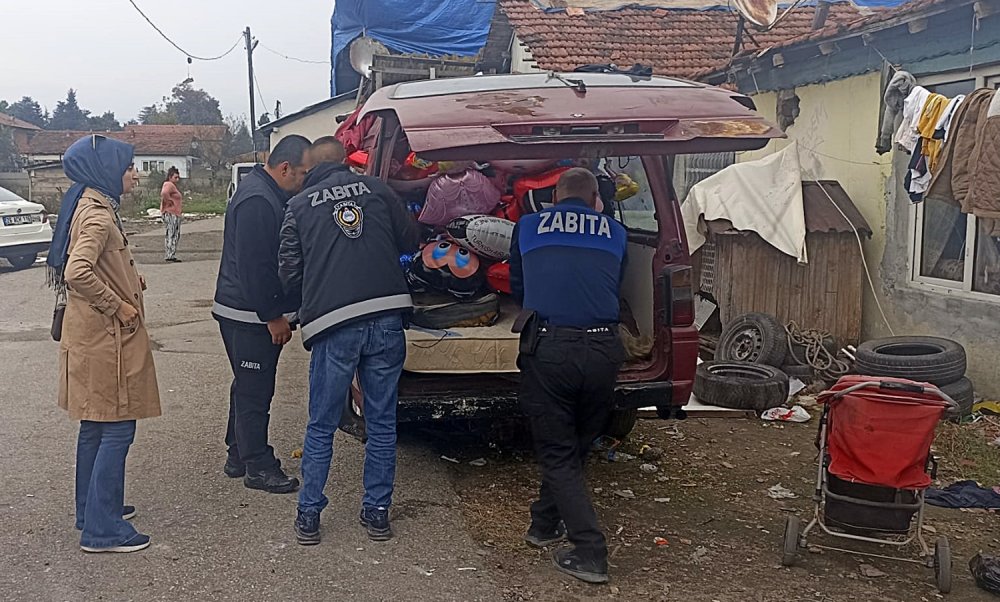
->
<box><xmin>907</xmin><ymin>65</ymin><xmax>1000</xmax><ymax>302</ymax></box>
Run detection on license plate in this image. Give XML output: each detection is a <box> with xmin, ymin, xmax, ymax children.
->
<box><xmin>2</xmin><ymin>215</ymin><xmax>34</xmax><ymax>226</ymax></box>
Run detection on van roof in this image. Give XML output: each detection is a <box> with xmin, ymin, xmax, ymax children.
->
<box><xmin>360</xmin><ymin>72</ymin><xmax>782</xmax><ymax>160</ymax></box>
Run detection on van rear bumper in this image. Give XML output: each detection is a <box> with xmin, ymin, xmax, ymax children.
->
<box><xmin>397</xmin><ymin>379</ymin><xmax>689</xmax><ymax>422</ymax></box>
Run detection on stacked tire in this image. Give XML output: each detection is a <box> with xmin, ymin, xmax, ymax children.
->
<box><xmin>854</xmin><ymin>336</ymin><xmax>973</xmax><ymax>420</ymax></box>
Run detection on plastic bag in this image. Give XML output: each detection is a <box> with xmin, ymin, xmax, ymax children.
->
<box><xmin>970</xmin><ymin>553</ymin><xmax>1000</xmax><ymax>596</ymax></box>
<box><xmin>760</xmin><ymin>405</ymin><xmax>811</xmax><ymax>423</ymax></box>
<box><xmin>420</xmin><ymin>170</ymin><xmax>501</xmax><ymax>227</ymax></box>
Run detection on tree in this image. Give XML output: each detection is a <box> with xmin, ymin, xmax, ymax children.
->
<box><xmin>49</xmin><ymin>89</ymin><xmax>90</xmax><ymax>130</ymax></box>
<box><xmin>87</xmin><ymin>110</ymin><xmax>122</xmax><ymax>131</ymax></box>
<box><xmin>0</xmin><ymin>126</ymin><xmax>19</xmax><ymax>170</ymax></box>
<box><xmin>139</xmin><ymin>102</ymin><xmax>176</xmax><ymax>125</ymax></box>
<box><xmin>138</xmin><ymin>81</ymin><xmax>224</xmax><ymax>126</ymax></box>
<box><xmin>168</xmin><ymin>81</ymin><xmax>223</xmax><ymax>125</ymax></box>
<box><xmin>0</xmin><ymin>100</ymin><xmax>9</xmax><ymax>114</ymax></box>
<box><xmin>6</xmin><ymin>96</ymin><xmax>48</xmax><ymax>128</ymax></box>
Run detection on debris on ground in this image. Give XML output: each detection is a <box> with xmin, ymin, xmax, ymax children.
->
<box><xmin>859</xmin><ymin>564</ymin><xmax>887</xmax><ymax>578</ymax></box>
<box><xmin>721</xmin><ymin>461</ymin><xmax>736</xmax><ymax>470</ymax></box>
<box><xmin>609</xmin><ymin>451</ymin><xmax>637</xmax><ymax>462</ymax></box>
<box><xmin>653</xmin><ymin>536</ymin><xmax>669</xmax><ymax>546</ymax></box>
<box><xmin>653</xmin><ymin>497</ymin><xmax>670</xmax><ymax>503</ymax></box>
<box><xmin>640</xmin><ymin>463</ymin><xmax>658</xmax><ymax>473</ymax></box>
<box><xmin>761</xmin><ymin>406</ymin><xmax>812</xmax><ymax>423</ymax></box>
<box><xmin>441</xmin><ymin>455</ymin><xmax>460</xmax><ymax>464</ymax></box>
<box><xmin>469</xmin><ymin>458</ymin><xmax>487</xmax><ymax>467</ymax></box>
<box><xmin>767</xmin><ymin>484</ymin><xmax>798</xmax><ymax>500</ymax></box>
<box><xmin>640</xmin><ymin>445</ymin><xmax>665</xmax><ymax>461</ymax></box>
<box><xmin>614</xmin><ymin>489</ymin><xmax>636</xmax><ymax>499</ymax></box>
<box><xmin>691</xmin><ymin>546</ymin><xmax>710</xmax><ymax>563</ymax></box>
<box><xmin>291</xmin><ymin>448</ymin><xmax>303</xmax><ymax>459</ymax></box>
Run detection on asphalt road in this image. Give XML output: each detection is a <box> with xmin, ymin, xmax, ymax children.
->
<box><xmin>0</xmin><ymin>217</ymin><xmax>502</xmax><ymax>602</ymax></box>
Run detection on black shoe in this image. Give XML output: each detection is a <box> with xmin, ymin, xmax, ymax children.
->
<box><xmin>81</xmin><ymin>533</ymin><xmax>151</xmax><ymax>554</ymax></box>
<box><xmin>165</xmin><ymin>257</ymin><xmax>182</xmax><ymax>263</ymax></box>
<box><xmin>122</xmin><ymin>505</ymin><xmax>137</xmax><ymax>521</ymax></box>
<box><xmin>244</xmin><ymin>468</ymin><xmax>299</xmax><ymax>494</ymax></box>
<box><xmin>524</xmin><ymin>521</ymin><xmax>566</xmax><ymax>548</ymax></box>
<box><xmin>359</xmin><ymin>506</ymin><xmax>392</xmax><ymax>541</ymax></box>
<box><xmin>295</xmin><ymin>510</ymin><xmax>321</xmax><ymax>546</ymax></box>
<box><xmin>224</xmin><ymin>457</ymin><xmax>246</xmax><ymax>478</ymax></box>
<box><xmin>552</xmin><ymin>548</ymin><xmax>609</xmax><ymax>584</ymax></box>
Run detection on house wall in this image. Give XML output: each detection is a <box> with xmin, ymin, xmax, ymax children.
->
<box><xmin>135</xmin><ymin>155</ymin><xmax>191</xmax><ymax>178</ymax></box>
<box><xmin>741</xmin><ymin>73</ymin><xmax>1000</xmax><ymax>396</ymax></box>
<box><xmin>268</xmin><ymin>98</ymin><xmax>357</xmax><ymax>149</ymax></box>
<box><xmin>510</xmin><ymin>35</ymin><xmax>543</xmax><ymax>74</ymax></box>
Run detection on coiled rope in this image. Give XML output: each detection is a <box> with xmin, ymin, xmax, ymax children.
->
<box><xmin>785</xmin><ymin>321</ymin><xmax>851</xmax><ymax>381</ymax></box>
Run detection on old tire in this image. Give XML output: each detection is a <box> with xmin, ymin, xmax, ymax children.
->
<box><xmin>694</xmin><ymin>361</ymin><xmax>790</xmax><ymax>412</ymax></box>
<box><xmin>715</xmin><ymin>313</ymin><xmax>787</xmax><ymax>367</ymax></box>
<box><xmin>782</xmin><ymin>364</ymin><xmax>815</xmax><ymax>380</ymax></box>
<box><xmin>604</xmin><ymin>408</ymin><xmax>638</xmax><ymax>439</ymax></box>
<box><xmin>855</xmin><ymin>336</ymin><xmax>966</xmax><ymax>386</ymax></box>
<box><xmin>7</xmin><ymin>253</ymin><xmax>37</xmax><ymax>270</ymax></box>
<box><xmin>940</xmin><ymin>377</ymin><xmax>974</xmax><ymax>421</ymax></box>
<box><xmin>782</xmin><ymin>515</ymin><xmax>800</xmax><ymax>567</ymax></box>
<box><xmin>934</xmin><ymin>537</ymin><xmax>952</xmax><ymax>594</ymax></box>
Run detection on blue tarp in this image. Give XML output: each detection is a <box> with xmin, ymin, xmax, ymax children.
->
<box><xmin>330</xmin><ymin>0</ymin><xmax>497</xmax><ymax>95</ymax></box>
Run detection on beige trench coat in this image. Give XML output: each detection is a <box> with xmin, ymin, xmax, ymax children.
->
<box><xmin>58</xmin><ymin>189</ymin><xmax>161</xmax><ymax>421</ymax></box>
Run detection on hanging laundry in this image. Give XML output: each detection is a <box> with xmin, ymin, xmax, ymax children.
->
<box><xmin>877</xmin><ymin>70</ymin><xmax>916</xmax><ymax>154</ymax></box>
<box><xmin>933</xmin><ymin>94</ymin><xmax>965</xmax><ymax>141</ymax></box>
<box><xmin>917</xmin><ymin>93</ymin><xmax>948</xmax><ymax>172</ymax></box>
<box><xmin>906</xmin><ymin>138</ymin><xmax>931</xmax><ymax>201</ymax></box>
<box><xmin>966</xmin><ymin>91</ymin><xmax>1000</xmax><ymax>220</ymax></box>
<box><xmin>926</xmin><ymin>89</ymin><xmax>997</xmax><ymax>212</ymax></box>
<box><xmin>894</xmin><ymin>85</ymin><xmax>930</xmax><ymax>153</ymax></box>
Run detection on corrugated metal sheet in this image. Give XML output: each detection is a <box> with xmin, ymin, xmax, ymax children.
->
<box><xmin>803</xmin><ymin>180</ymin><xmax>872</xmax><ymax>236</ymax></box>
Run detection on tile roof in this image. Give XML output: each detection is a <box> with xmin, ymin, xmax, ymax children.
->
<box><xmin>20</xmin><ymin>125</ymin><xmax>228</xmax><ymax>157</ymax></box>
<box><xmin>500</xmin><ymin>0</ymin><xmax>869</xmax><ymax>78</ymax></box>
<box><xmin>692</xmin><ymin>0</ymin><xmax>961</xmax><ymax>79</ymax></box>
<box><xmin>0</xmin><ymin>112</ymin><xmax>42</xmax><ymax>131</ymax></box>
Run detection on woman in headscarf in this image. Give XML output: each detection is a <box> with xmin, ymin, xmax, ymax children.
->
<box><xmin>47</xmin><ymin>135</ymin><xmax>161</xmax><ymax>553</ymax></box>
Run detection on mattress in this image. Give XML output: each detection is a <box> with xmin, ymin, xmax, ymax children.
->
<box><xmin>405</xmin><ymin>298</ymin><xmax>521</xmax><ymax>374</ymax></box>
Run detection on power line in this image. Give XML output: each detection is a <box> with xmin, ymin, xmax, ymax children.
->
<box><xmin>258</xmin><ymin>42</ymin><xmax>328</xmax><ymax>65</ymax></box>
<box><xmin>253</xmin><ymin>71</ymin><xmax>270</xmax><ymax>119</ymax></box>
<box><xmin>128</xmin><ymin>0</ymin><xmax>242</xmax><ymax>61</ymax></box>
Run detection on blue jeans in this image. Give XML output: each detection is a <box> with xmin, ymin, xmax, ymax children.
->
<box><xmin>75</xmin><ymin>420</ymin><xmax>138</xmax><ymax>548</ymax></box>
<box><xmin>298</xmin><ymin>313</ymin><xmax>406</xmax><ymax>514</ymax></box>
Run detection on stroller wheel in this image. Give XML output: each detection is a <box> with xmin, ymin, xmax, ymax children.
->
<box><xmin>934</xmin><ymin>537</ymin><xmax>952</xmax><ymax>593</ymax></box>
<box><xmin>782</xmin><ymin>516</ymin><xmax>801</xmax><ymax>567</ymax></box>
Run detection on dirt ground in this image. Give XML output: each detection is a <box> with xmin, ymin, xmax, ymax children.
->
<box><xmin>3</xmin><ymin>216</ymin><xmax>998</xmax><ymax>601</ymax></box>
<box><xmin>433</xmin><ymin>415</ymin><xmax>1000</xmax><ymax>602</ymax></box>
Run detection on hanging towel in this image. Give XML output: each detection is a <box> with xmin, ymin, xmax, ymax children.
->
<box><xmin>917</xmin><ymin>93</ymin><xmax>948</xmax><ymax>172</ymax></box>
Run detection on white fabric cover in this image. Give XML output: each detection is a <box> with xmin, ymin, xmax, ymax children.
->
<box><xmin>681</xmin><ymin>142</ymin><xmax>808</xmax><ymax>263</ymax></box>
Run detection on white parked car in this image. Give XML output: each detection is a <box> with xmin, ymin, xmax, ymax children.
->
<box><xmin>0</xmin><ymin>186</ymin><xmax>52</xmax><ymax>270</ymax></box>
<box><xmin>227</xmin><ymin>162</ymin><xmax>259</xmax><ymax>202</ymax></box>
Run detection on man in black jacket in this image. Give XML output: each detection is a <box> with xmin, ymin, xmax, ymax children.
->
<box><xmin>279</xmin><ymin>139</ymin><xmax>418</xmax><ymax>545</ymax></box>
<box><xmin>213</xmin><ymin>135</ymin><xmax>311</xmax><ymax>494</ymax></box>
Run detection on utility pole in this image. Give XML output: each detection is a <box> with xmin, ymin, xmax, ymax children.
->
<box><xmin>244</xmin><ymin>26</ymin><xmax>259</xmax><ymax>162</ymax></box>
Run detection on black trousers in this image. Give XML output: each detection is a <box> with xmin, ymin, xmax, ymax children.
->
<box><xmin>518</xmin><ymin>329</ymin><xmax>624</xmax><ymax>561</ymax></box>
<box><xmin>219</xmin><ymin>319</ymin><xmax>283</xmax><ymax>475</ymax></box>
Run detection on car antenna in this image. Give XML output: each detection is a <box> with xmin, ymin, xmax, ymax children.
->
<box><xmin>546</xmin><ymin>72</ymin><xmax>587</xmax><ymax>94</ymax></box>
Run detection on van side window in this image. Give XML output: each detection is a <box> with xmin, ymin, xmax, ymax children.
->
<box><xmin>599</xmin><ymin>156</ymin><xmax>657</xmax><ymax>234</ymax></box>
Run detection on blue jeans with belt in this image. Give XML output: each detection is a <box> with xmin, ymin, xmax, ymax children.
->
<box><xmin>298</xmin><ymin>313</ymin><xmax>407</xmax><ymax>514</ymax></box>
<box><xmin>75</xmin><ymin>420</ymin><xmax>138</xmax><ymax>548</ymax></box>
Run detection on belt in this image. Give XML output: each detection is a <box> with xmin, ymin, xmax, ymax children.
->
<box><xmin>539</xmin><ymin>324</ymin><xmax>617</xmax><ymax>335</ymax></box>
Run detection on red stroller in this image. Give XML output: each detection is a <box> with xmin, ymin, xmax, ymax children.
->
<box><xmin>781</xmin><ymin>376</ymin><xmax>958</xmax><ymax>593</ymax></box>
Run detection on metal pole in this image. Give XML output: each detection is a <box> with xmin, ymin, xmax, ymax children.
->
<box><xmin>245</xmin><ymin>26</ymin><xmax>258</xmax><ymax>162</ymax></box>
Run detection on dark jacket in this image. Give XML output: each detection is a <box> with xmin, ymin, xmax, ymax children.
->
<box><xmin>510</xmin><ymin>198</ymin><xmax>627</xmax><ymax>328</ymax></box>
<box><xmin>213</xmin><ymin>166</ymin><xmax>297</xmax><ymax>324</ymax></box>
<box><xmin>279</xmin><ymin>162</ymin><xmax>419</xmax><ymax>349</ymax></box>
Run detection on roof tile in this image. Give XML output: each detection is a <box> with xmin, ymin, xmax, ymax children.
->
<box><xmin>501</xmin><ymin>0</ymin><xmax>868</xmax><ymax>77</ymax></box>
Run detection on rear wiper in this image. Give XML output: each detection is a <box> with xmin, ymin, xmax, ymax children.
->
<box><xmin>547</xmin><ymin>72</ymin><xmax>587</xmax><ymax>94</ymax></box>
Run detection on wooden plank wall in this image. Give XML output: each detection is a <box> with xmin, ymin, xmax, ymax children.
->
<box><xmin>714</xmin><ymin>232</ymin><xmax>864</xmax><ymax>346</ymax></box>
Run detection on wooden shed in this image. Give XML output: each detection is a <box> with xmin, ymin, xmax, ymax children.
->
<box><xmin>692</xmin><ymin>180</ymin><xmax>873</xmax><ymax>347</ymax></box>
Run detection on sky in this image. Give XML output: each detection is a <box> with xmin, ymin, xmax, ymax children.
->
<box><xmin>1</xmin><ymin>0</ymin><xmax>336</xmax><ymax>123</ymax></box>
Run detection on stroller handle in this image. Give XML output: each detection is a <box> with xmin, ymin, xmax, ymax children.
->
<box><xmin>828</xmin><ymin>380</ymin><xmax>960</xmax><ymax>411</ymax></box>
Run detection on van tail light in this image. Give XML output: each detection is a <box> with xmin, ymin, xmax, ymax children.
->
<box><xmin>660</xmin><ymin>266</ymin><xmax>694</xmax><ymax>327</ymax></box>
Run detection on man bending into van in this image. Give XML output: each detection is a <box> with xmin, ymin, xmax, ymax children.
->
<box><xmin>509</xmin><ymin>168</ymin><xmax>627</xmax><ymax>584</ymax></box>
<box><xmin>279</xmin><ymin>138</ymin><xmax>418</xmax><ymax>545</ymax></box>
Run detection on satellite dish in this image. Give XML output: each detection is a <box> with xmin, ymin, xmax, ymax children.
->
<box><xmin>350</xmin><ymin>36</ymin><xmax>389</xmax><ymax>76</ymax></box>
<box><xmin>732</xmin><ymin>0</ymin><xmax>779</xmax><ymax>28</ymax></box>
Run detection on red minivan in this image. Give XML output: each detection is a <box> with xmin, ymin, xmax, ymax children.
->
<box><xmin>346</xmin><ymin>72</ymin><xmax>781</xmax><ymax>438</ymax></box>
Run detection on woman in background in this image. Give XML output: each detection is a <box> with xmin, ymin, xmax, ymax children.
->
<box><xmin>161</xmin><ymin>166</ymin><xmax>183</xmax><ymax>262</ymax></box>
<box><xmin>47</xmin><ymin>134</ymin><xmax>161</xmax><ymax>553</ymax></box>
